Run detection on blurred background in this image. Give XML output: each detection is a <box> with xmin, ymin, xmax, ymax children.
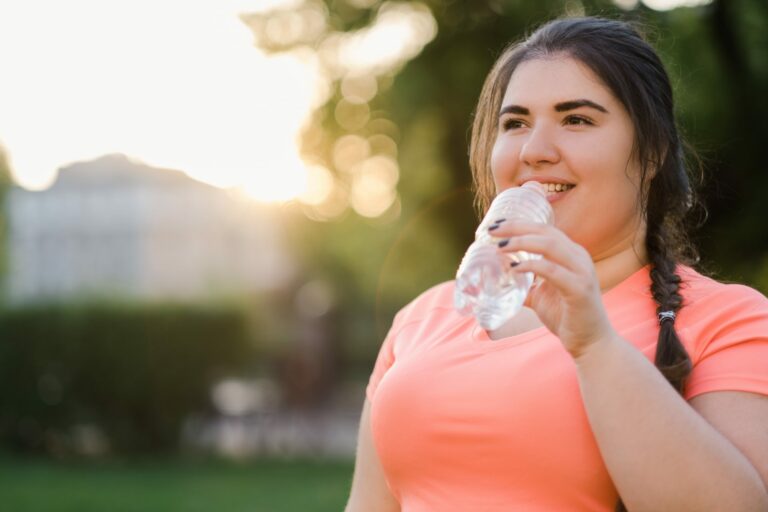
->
<box><xmin>0</xmin><ymin>0</ymin><xmax>766</xmax><ymax>510</ymax></box>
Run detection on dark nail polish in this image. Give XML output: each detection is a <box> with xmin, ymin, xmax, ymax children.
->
<box><xmin>498</xmin><ymin>239</ymin><xmax>509</xmax><ymax>248</ymax></box>
<box><xmin>488</xmin><ymin>224</ymin><xmax>499</xmax><ymax>231</ymax></box>
<box><xmin>510</xmin><ymin>261</ymin><xmax>520</xmax><ymax>267</ymax></box>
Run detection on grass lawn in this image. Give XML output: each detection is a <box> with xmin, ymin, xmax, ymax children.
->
<box><xmin>0</xmin><ymin>456</ymin><xmax>354</xmax><ymax>512</ymax></box>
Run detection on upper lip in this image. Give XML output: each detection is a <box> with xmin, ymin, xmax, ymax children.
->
<box><xmin>518</xmin><ymin>177</ymin><xmax>576</xmax><ymax>186</ymax></box>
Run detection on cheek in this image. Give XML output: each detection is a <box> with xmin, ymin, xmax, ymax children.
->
<box><xmin>489</xmin><ymin>138</ymin><xmax>519</xmax><ymax>186</ymax></box>
<box><xmin>578</xmin><ymin>173</ymin><xmax>642</xmax><ymax>235</ymax></box>
<box><xmin>569</xmin><ymin>132</ymin><xmax>636</xmax><ymax>190</ymax></box>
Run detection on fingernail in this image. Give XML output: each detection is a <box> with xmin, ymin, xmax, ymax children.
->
<box><xmin>488</xmin><ymin>224</ymin><xmax>500</xmax><ymax>231</ymax></box>
<box><xmin>510</xmin><ymin>261</ymin><xmax>519</xmax><ymax>267</ymax></box>
<box><xmin>498</xmin><ymin>239</ymin><xmax>509</xmax><ymax>248</ymax></box>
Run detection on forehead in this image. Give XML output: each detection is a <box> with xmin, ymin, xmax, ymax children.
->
<box><xmin>502</xmin><ymin>56</ymin><xmax>616</xmax><ymax>107</ymax></box>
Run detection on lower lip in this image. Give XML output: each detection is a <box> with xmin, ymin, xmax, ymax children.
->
<box><xmin>545</xmin><ymin>187</ymin><xmax>574</xmax><ymax>204</ymax></box>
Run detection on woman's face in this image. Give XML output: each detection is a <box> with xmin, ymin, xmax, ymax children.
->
<box><xmin>490</xmin><ymin>56</ymin><xmax>645</xmax><ymax>260</ymax></box>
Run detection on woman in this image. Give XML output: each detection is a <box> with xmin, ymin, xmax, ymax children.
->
<box><xmin>345</xmin><ymin>17</ymin><xmax>768</xmax><ymax>511</ymax></box>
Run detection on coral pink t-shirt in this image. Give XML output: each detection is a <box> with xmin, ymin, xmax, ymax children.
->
<box><xmin>366</xmin><ymin>264</ymin><xmax>768</xmax><ymax>511</ymax></box>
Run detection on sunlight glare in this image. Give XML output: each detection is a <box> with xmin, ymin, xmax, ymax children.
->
<box><xmin>350</xmin><ymin>155</ymin><xmax>399</xmax><ymax>218</ymax></box>
<box><xmin>614</xmin><ymin>0</ymin><xmax>713</xmax><ymax>10</ymax></box>
<box><xmin>0</xmin><ymin>0</ymin><xmax>325</xmax><ymax>203</ymax></box>
<box><xmin>299</xmin><ymin>164</ymin><xmax>335</xmax><ymax>205</ymax></box>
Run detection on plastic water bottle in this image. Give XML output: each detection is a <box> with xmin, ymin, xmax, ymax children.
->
<box><xmin>454</xmin><ymin>182</ymin><xmax>554</xmax><ymax>330</ymax></box>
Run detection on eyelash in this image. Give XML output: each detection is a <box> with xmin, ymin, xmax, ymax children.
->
<box><xmin>501</xmin><ymin>115</ymin><xmax>594</xmax><ymax>131</ymax></box>
<box><xmin>565</xmin><ymin>115</ymin><xmax>593</xmax><ymax>126</ymax></box>
<box><xmin>501</xmin><ymin>119</ymin><xmax>525</xmax><ymax>130</ymax></box>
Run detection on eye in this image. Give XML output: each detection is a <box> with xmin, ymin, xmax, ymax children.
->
<box><xmin>564</xmin><ymin>115</ymin><xmax>593</xmax><ymax>126</ymax></box>
<box><xmin>501</xmin><ymin>118</ymin><xmax>526</xmax><ymax>131</ymax></box>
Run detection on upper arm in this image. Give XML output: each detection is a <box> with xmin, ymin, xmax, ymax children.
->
<box><xmin>689</xmin><ymin>391</ymin><xmax>768</xmax><ymax>492</ymax></box>
<box><xmin>345</xmin><ymin>398</ymin><xmax>401</xmax><ymax>512</ymax></box>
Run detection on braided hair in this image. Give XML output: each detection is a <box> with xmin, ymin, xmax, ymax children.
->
<box><xmin>468</xmin><ymin>17</ymin><xmax>703</xmax><ymax>511</ymax></box>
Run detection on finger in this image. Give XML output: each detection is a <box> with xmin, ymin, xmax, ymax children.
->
<box><xmin>497</xmin><ymin>234</ymin><xmax>586</xmax><ymax>273</ymax></box>
<box><xmin>510</xmin><ymin>258</ymin><xmax>584</xmax><ymax>298</ymax></box>
<box><xmin>486</xmin><ymin>219</ymin><xmax>549</xmax><ymax>237</ymax></box>
<box><xmin>523</xmin><ymin>277</ymin><xmax>543</xmax><ymax>308</ymax></box>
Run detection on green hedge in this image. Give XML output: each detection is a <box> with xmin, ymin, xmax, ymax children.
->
<box><xmin>0</xmin><ymin>303</ymin><xmax>255</xmax><ymax>456</ymax></box>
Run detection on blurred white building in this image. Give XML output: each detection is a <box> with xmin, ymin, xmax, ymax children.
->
<box><xmin>5</xmin><ymin>154</ymin><xmax>294</xmax><ymax>303</ymax></box>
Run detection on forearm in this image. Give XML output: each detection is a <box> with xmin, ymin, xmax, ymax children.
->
<box><xmin>574</xmin><ymin>333</ymin><xmax>768</xmax><ymax>512</ymax></box>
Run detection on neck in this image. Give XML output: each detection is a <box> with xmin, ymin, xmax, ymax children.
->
<box><xmin>593</xmin><ymin>225</ymin><xmax>649</xmax><ymax>293</ymax></box>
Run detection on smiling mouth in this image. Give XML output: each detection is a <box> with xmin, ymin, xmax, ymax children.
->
<box><xmin>539</xmin><ymin>182</ymin><xmax>575</xmax><ymax>198</ymax></box>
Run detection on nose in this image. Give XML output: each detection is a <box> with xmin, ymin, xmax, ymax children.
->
<box><xmin>519</xmin><ymin>124</ymin><xmax>560</xmax><ymax>167</ymax></box>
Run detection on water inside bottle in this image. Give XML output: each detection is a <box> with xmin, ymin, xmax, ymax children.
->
<box><xmin>454</xmin><ymin>245</ymin><xmax>536</xmax><ymax>330</ymax></box>
<box><xmin>474</xmin><ymin>266</ymin><xmax>533</xmax><ymax>330</ymax></box>
<box><xmin>454</xmin><ymin>182</ymin><xmax>552</xmax><ymax>331</ymax></box>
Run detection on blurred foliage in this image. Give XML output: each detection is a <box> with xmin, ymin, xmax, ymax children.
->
<box><xmin>247</xmin><ymin>0</ymin><xmax>768</xmax><ymax>368</ymax></box>
<box><xmin>0</xmin><ymin>303</ymin><xmax>254</xmax><ymax>456</ymax></box>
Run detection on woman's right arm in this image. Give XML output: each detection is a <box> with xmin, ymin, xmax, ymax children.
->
<box><xmin>345</xmin><ymin>398</ymin><xmax>401</xmax><ymax>512</ymax></box>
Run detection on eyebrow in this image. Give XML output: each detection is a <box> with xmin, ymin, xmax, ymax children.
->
<box><xmin>498</xmin><ymin>99</ymin><xmax>609</xmax><ymax>117</ymax></box>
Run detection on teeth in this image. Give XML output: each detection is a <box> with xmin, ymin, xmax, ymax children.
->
<box><xmin>540</xmin><ymin>183</ymin><xmax>574</xmax><ymax>193</ymax></box>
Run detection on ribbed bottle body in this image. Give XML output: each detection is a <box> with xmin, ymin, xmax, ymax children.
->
<box><xmin>454</xmin><ymin>182</ymin><xmax>554</xmax><ymax>330</ymax></box>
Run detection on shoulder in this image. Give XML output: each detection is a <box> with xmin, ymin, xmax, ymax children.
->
<box><xmin>677</xmin><ymin>266</ymin><xmax>768</xmax><ymax>399</ymax></box>
<box><xmin>378</xmin><ymin>280</ymin><xmax>462</xmax><ymax>358</ymax></box>
<box><xmin>677</xmin><ymin>265</ymin><xmax>768</xmax><ymax>324</ymax></box>
<box><xmin>392</xmin><ymin>280</ymin><xmax>456</xmax><ymax>330</ymax></box>
<box><xmin>676</xmin><ymin>265</ymin><xmax>768</xmax><ymax>361</ymax></box>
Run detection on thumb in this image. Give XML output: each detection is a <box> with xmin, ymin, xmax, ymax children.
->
<box><xmin>523</xmin><ymin>275</ymin><xmax>542</xmax><ymax>308</ymax></box>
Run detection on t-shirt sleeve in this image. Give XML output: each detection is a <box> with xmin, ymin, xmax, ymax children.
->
<box><xmin>684</xmin><ymin>285</ymin><xmax>768</xmax><ymax>400</ymax></box>
<box><xmin>364</xmin><ymin>281</ymin><xmax>454</xmax><ymax>402</ymax></box>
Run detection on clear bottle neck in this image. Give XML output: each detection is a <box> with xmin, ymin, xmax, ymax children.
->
<box><xmin>476</xmin><ymin>185</ymin><xmax>553</xmax><ymax>239</ymax></box>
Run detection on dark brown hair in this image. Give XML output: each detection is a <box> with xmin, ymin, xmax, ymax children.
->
<box><xmin>469</xmin><ymin>17</ymin><xmax>702</xmax><ymax>512</ymax></box>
